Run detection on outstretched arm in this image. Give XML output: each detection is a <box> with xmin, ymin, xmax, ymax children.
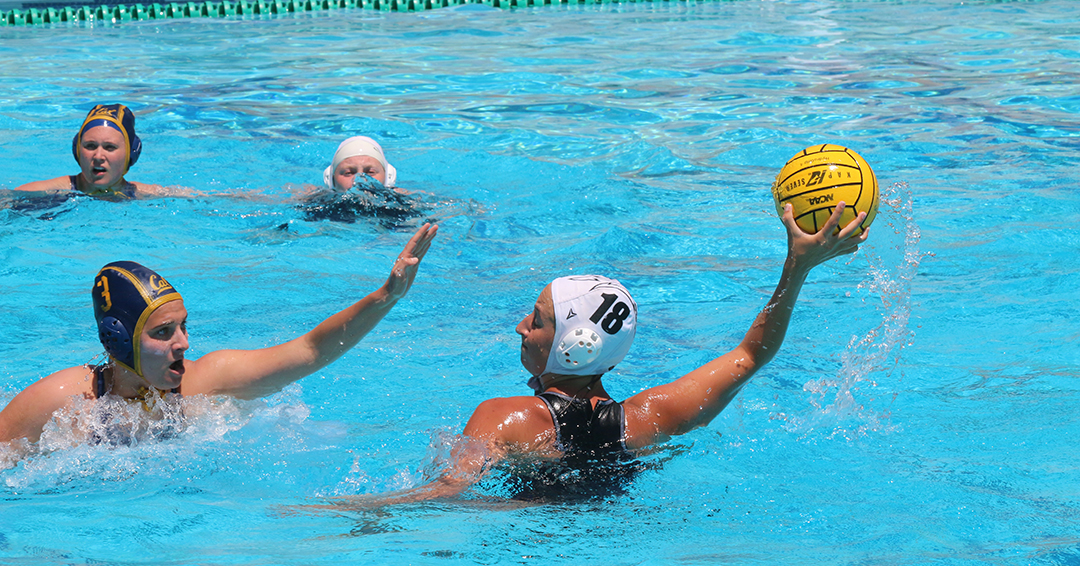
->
<box><xmin>184</xmin><ymin>223</ymin><xmax>438</xmax><ymax>399</ymax></box>
<box><xmin>623</xmin><ymin>204</ymin><xmax>867</xmax><ymax>448</ymax></box>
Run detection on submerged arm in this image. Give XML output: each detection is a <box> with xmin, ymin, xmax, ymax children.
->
<box><xmin>624</xmin><ymin>204</ymin><xmax>868</xmax><ymax>447</ymax></box>
<box><xmin>304</xmin><ymin>397</ymin><xmax>553</xmax><ymax>510</ymax></box>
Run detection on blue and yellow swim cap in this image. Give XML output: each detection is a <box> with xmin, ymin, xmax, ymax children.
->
<box><xmin>71</xmin><ymin>104</ymin><xmax>143</xmax><ymax>172</ymax></box>
<box><xmin>92</xmin><ymin>261</ymin><xmax>182</xmax><ymax>376</ymax></box>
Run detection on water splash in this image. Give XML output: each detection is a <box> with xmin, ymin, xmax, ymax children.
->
<box><xmin>780</xmin><ymin>182</ymin><xmax>927</xmax><ymax>440</ymax></box>
<box><xmin>1</xmin><ymin>388</ymin><xmax>307</xmax><ymax>492</ymax></box>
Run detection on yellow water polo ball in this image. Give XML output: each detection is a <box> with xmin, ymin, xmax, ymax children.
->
<box><xmin>771</xmin><ymin>144</ymin><xmax>878</xmax><ymax>234</ymax></box>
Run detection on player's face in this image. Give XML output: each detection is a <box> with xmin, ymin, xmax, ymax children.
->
<box><xmin>77</xmin><ymin>125</ymin><xmax>128</xmax><ymax>190</ymax></box>
<box><xmin>516</xmin><ymin>285</ymin><xmax>556</xmax><ymax>377</ymax></box>
<box><xmin>139</xmin><ymin>300</ymin><xmax>189</xmax><ymax>390</ymax></box>
<box><xmin>333</xmin><ymin>155</ymin><xmax>387</xmax><ymax>191</ymax></box>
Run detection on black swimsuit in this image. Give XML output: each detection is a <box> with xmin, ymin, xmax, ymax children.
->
<box><xmin>89</xmin><ymin>364</ymin><xmax>180</xmax><ymax>445</ymax></box>
<box><xmin>92</xmin><ymin>364</ymin><xmax>110</xmax><ymax>399</ymax></box>
<box><xmin>498</xmin><ymin>391</ymin><xmax>639</xmax><ymax>501</ymax></box>
<box><xmin>537</xmin><ymin>391</ymin><xmax>629</xmax><ymax>462</ymax></box>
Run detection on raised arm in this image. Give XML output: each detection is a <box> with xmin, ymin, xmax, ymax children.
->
<box><xmin>623</xmin><ymin>203</ymin><xmax>868</xmax><ymax>448</ymax></box>
<box><xmin>183</xmin><ymin>223</ymin><xmax>438</xmax><ymax>399</ymax></box>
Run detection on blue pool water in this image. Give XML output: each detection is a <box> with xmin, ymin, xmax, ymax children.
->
<box><xmin>1</xmin><ymin>0</ymin><xmax>1079</xmax><ymax>563</ymax></box>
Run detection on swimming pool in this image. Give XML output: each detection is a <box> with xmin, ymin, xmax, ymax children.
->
<box><xmin>2</xmin><ymin>0</ymin><xmax>1079</xmax><ymax>563</ymax></box>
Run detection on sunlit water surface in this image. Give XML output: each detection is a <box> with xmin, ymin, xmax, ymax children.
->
<box><xmin>1</xmin><ymin>0</ymin><xmax>1079</xmax><ymax>564</ymax></box>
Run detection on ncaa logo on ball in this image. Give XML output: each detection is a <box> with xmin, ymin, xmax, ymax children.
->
<box><xmin>771</xmin><ymin>144</ymin><xmax>879</xmax><ymax>235</ymax></box>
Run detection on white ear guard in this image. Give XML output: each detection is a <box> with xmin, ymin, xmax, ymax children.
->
<box><xmin>555</xmin><ymin>328</ymin><xmax>604</xmax><ymax>370</ymax></box>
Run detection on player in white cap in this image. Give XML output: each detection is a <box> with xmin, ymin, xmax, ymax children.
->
<box><xmin>401</xmin><ymin>202</ymin><xmax>870</xmax><ymax>500</ymax></box>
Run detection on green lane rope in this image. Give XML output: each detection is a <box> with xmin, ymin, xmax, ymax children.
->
<box><xmin>2</xmin><ymin>0</ymin><xmax>644</xmax><ymax>25</ymax></box>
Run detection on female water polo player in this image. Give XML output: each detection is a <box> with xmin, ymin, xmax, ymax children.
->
<box><xmin>14</xmin><ymin>104</ymin><xmax>164</xmax><ymax>199</ymax></box>
<box><xmin>298</xmin><ymin>135</ymin><xmax>426</xmax><ymax>225</ymax></box>
<box><xmin>357</xmin><ymin>204</ymin><xmax>868</xmax><ymax>502</ymax></box>
<box><xmin>324</xmin><ymin>136</ymin><xmax>398</xmax><ymax>192</ymax></box>
<box><xmin>0</xmin><ymin>223</ymin><xmax>438</xmax><ymax>450</ymax></box>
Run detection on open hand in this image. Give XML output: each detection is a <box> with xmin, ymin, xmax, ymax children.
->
<box><xmin>782</xmin><ymin>202</ymin><xmax>868</xmax><ymax>272</ymax></box>
<box><xmin>385</xmin><ymin>223</ymin><xmax>439</xmax><ymax>300</ymax></box>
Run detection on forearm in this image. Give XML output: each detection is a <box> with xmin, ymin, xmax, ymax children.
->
<box><xmin>737</xmin><ymin>253</ymin><xmax>813</xmax><ymax>368</ymax></box>
<box><xmin>303</xmin><ymin>283</ymin><xmax>399</xmax><ymax>367</ymax></box>
<box><xmin>738</xmin><ymin>202</ymin><xmax>867</xmax><ymax>364</ymax></box>
<box><xmin>625</xmin><ymin>257</ymin><xmax>815</xmax><ymax>442</ymax></box>
<box><xmin>199</xmin><ymin>285</ymin><xmax>402</xmax><ymax>398</ymax></box>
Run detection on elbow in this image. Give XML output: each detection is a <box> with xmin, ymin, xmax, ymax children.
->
<box><xmin>738</xmin><ymin>342</ymin><xmax>778</xmax><ymax>373</ymax></box>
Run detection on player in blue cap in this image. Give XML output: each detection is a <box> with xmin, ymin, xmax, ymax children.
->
<box><xmin>0</xmin><ymin>223</ymin><xmax>438</xmax><ymax>449</ymax></box>
<box><xmin>14</xmin><ymin>104</ymin><xmax>164</xmax><ymax>199</ymax></box>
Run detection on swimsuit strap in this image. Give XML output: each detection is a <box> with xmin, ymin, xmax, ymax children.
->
<box><xmin>92</xmin><ymin>364</ymin><xmax>108</xmax><ymax>398</ymax></box>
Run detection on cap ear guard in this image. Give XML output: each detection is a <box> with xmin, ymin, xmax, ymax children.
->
<box><xmin>555</xmin><ymin>328</ymin><xmax>603</xmax><ymax>370</ymax></box>
<box><xmin>128</xmin><ymin>133</ymin><xmax>142</xmax><ymax>167</ymax></box>
<box><xmin>98</xmin><ymin>316</ymin><xmax>133</xmax><ymax>362</ymax></box>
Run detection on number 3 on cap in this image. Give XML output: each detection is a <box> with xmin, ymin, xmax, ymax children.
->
<box><xmin>589</xmin><ymin>292</ymin><xmax>630</xmax><ymax>334</ymax></box>
<box><xmin>97</xmin><ymin>276</ymin><xmax>113</xmax><ymax>312</ymax></box>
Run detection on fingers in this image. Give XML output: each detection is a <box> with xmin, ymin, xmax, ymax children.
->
<box><xmin>819</xmin><ymin>201</ymin><xmax>847</xmax><ymax>236</ymax></box>
<box><xmin>414</xmin><ymin>224</ymin><xmax>438</xmax><ymax>259</ymax></box>
<box><xmin>404</xmin><ymin>223</ymin><xmax>430</xmax><ymax>251</ymax></box>
<box><xmin>836</xmin><ymin>209</ymin><xmax>867</xmax><ymax>241</ymax></box>
<box><xmin>780</xmin><ymin>203</ymin><xmax>807</xmax><ymax>239</ymax></box>
<box><xmin>388</xmin><ymin>223</ymin><xmax>438</xmax><ymax>300</ymax></box>
<box><xmin>401</xmin><ymin>223</ymin><xmax>439</xmax><ymax>262</ymax></box>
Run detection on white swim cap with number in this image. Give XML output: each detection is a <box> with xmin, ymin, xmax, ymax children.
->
<box><xmin>323</xmin><ymin>136</ymin><xmax>397</xmax><ymax>189</ymax></box>
<box><xmin>544</xmin><ymin>275</ymin><xmax>637</xmax><ymax>376</ymax></box>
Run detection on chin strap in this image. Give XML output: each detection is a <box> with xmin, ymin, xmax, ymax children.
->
<box><xmin>135</xmin><ymin>386</ymin><xmax>172</xmax><ymax>413</ymax></box>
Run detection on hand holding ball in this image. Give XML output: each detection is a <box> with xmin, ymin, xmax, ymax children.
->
<box><xmin>771</xmin><ymin>144</ymin><xmax>878</xmax><ymax>234</ymax></box>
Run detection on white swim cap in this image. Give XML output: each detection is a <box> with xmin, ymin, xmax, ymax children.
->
<box><xmin>544</xmin><ymin>275</ymin><xmax>637</xmax><ymax>376</ymax></box>
<box><xmin>323</xmin><ymin>136</ymin><xmax>397</xmax><ymax>189</ymax></box>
